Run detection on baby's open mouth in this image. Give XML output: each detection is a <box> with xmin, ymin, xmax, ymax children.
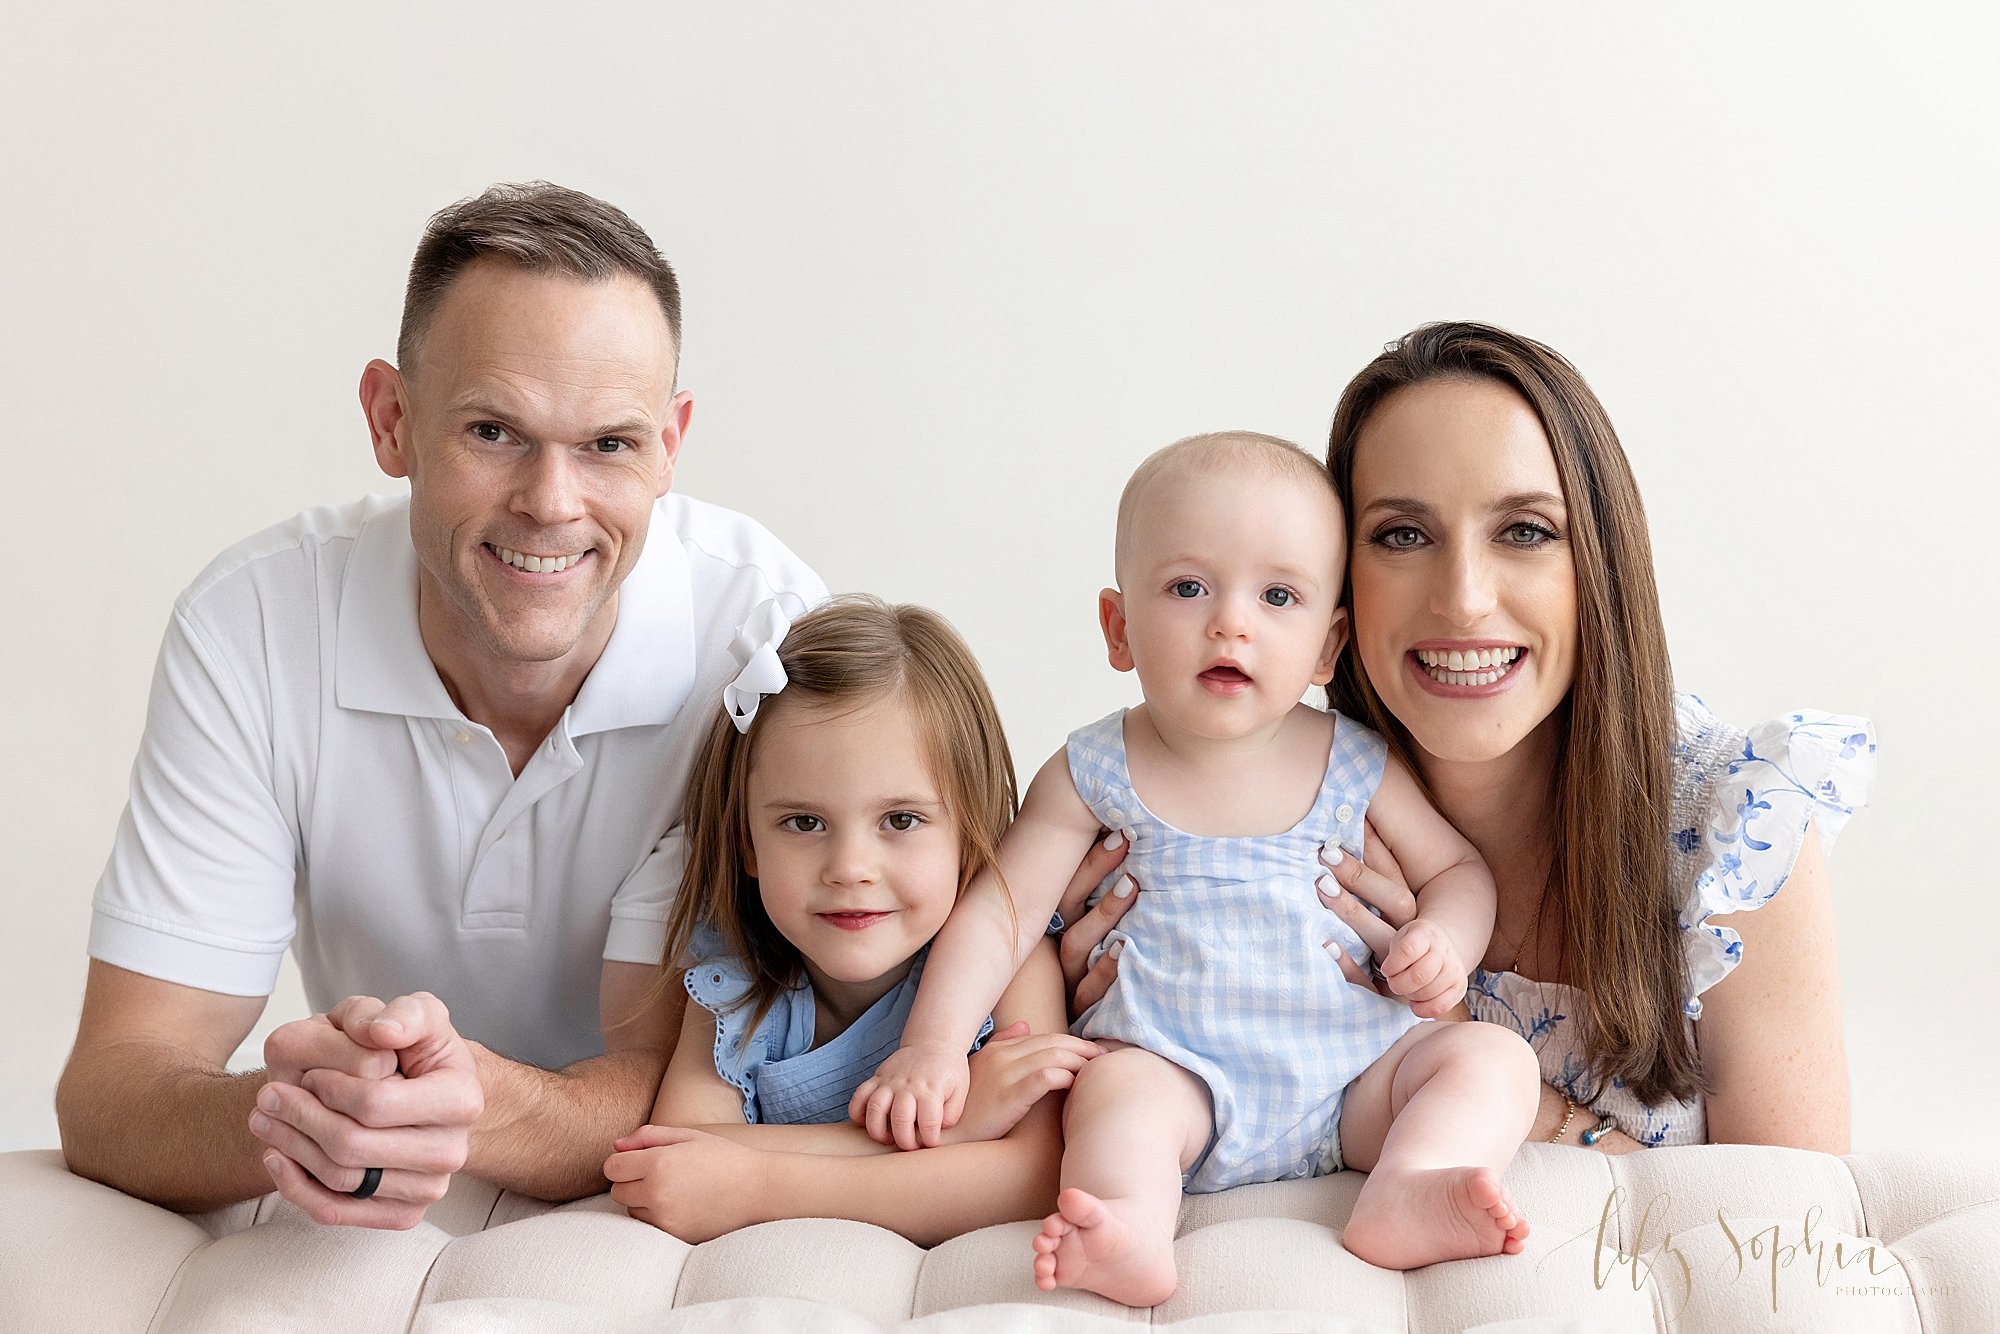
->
<box><xmin>1200</xmin><ymin>665</ymin><xmax>1250</xmax><ymax>684</ymax></box>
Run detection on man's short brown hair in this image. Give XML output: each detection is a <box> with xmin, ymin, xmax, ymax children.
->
<box><xmin>397</xmin><ymin>181</ymin><xmax>682</xmax><ymax>375</ymax></box>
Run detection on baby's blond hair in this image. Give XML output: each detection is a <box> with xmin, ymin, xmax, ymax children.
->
<box><xmin>1114</xmin><ymin>431</ymin><xmax>1340</xmax><ymax>583</ymax></box>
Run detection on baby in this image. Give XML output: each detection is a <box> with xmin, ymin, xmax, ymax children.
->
<box><xmin>855</xmin><ymin>433</ymin><xmax>1539</xmax><ymax>1303</ymax></box>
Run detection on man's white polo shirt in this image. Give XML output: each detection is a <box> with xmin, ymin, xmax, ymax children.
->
<box><xmin>89</xmin><ymin>491</ymin><xmax>825</xmax><ymax>1072</ymax></box>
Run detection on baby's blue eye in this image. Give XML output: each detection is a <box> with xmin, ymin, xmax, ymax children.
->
<box><xmin>1263</xmin><ymin>588</ymin><xmax>1295</xmax><ymax>608</ymax></box>
<box><xmin>1171</xmin><ymin>580</ymin><xmax>1204</xmax><ymax>599</ymax></box>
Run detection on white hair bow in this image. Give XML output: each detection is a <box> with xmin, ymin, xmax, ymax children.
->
<box><xmin>723</xmin><ymin>592</ymin><xmax>811</xmax><ymax>734</ymax></box>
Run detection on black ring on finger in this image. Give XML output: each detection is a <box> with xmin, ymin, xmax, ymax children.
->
<box><xmin>349</xmin><ymin>1166</ymin><xmax>383</xmax><ymax>1199</ymax></box>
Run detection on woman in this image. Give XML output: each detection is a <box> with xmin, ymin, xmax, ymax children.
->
<box><xmin>1062</xmin><ymin>322</ymin><xmax>1870</xmax><ymax>1153</ymax></box>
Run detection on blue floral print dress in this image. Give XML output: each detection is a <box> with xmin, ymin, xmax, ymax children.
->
<box><xmin>1464</xmin><ymin>694</ymin><xmax>1875</xmax><ymax>1147</ymax></box>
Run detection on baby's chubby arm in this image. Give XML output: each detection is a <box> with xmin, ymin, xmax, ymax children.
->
<box><xmin>851</xmin><ymin>750</ymin><xmax>1103</xmax><ymax>1149</ymax></box>
<box><xmin>1354</xmin><ymin>755</ymin><xmax>1496</xmax><ymax>1017</ymax></box>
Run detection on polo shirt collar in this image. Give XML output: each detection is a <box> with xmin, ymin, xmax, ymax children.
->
<box><xmin>335</xmin><ymin>496</ymin><xmax>697</xmax><ymax>735</ymax></box>
<box><xmin>567</xmin><ymin>516</ymin><xmax>696</xmax><ymax>736</ymax></box>
<box><xmin>336</xmin><ymin>498</ymin><xmax>461</xmax><ymax>721</ymax></box>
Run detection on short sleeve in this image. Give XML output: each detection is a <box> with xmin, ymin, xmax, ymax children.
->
<box><xmin>1677</xmin><ymin>701</ymin><xmax>1876</xmax><ymax>1016</ymax></box>
<box><xmin>684</xmin><ymin>955</ymin><xmax>765</xmax><ymax>1122</ymax></box>
<box><xmin>604</xmin><ymin>826</ymin><xmax>684</xmax><ymax>966</ymax></box>
<box><xmin>88</xmin><ymin>606</ymin><xmax>299</xmax><ymax>996</ymax></box>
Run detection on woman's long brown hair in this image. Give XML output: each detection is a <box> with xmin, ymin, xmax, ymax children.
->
<box><xmin>1326</xmin><ymin>322</ymin><xmax>1702</xmax><ymax>1106</ymax></box>
<box><xmin>656</xmin><ymin>595</ymin><xmax>1018</xmax><ymax>1035</ymax></box>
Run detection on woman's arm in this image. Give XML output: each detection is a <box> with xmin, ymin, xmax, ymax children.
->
<box><xmin>1693</xmin><ymin>824</ymin><xmax>1850</xmax><ymax>1151</ymax></box>
<box><xmin>1529</xmin><ymin>1079</ymin><xmax>1646</xmax><ymax>1155</ymax></box>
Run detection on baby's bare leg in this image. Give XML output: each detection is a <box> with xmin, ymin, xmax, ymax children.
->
<box><xmin>1030</xmin><ymin>1043</ymin><xmax>1212</xmax><ymax>1306</ymax></box>
<box><xmin>1337</xmin><ymin>1021</ymin><xmax>1538</xmax><ymax>1269</ymax></box>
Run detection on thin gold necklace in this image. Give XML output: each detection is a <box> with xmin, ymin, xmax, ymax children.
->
<box><xmin>1507</xmin><ymin>885</ymin><xmax>1549</xmax><ymax>976</ymax></box>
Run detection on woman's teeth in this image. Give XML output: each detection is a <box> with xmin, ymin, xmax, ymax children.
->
<box><xmin>491</xmin><ymin>544</ymin><xmax>582</xmax><ymax>574</ymax></box>
<box><xmin>1415</xmin><ymin>646</ymin><xmax>1521</xmax><ymax>686</ymax></box>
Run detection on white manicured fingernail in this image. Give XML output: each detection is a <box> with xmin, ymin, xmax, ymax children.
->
<box><xmin>1102</xmin><ymin>830</ymin><xmax>1124</xmax><ymax>852</ymax></box>
<box><xmin>1113</xmin><ymin>875</ymin><xmax>1136</xmax><ymax>899</ymax></box>
<box><xmin>1108</xmin><ymin>939</ymin><xmax>1126</xmax><ymax>958</ymax></box>
<box><xmin>1325</xmin><ymin>845</ymin><xmax>1344</xmax><ymax>865</ymax></box>
<box><xmin>1317</xmin><ymin>873</ymin><xmax>1340</xmax><ymax>898</ymax></box>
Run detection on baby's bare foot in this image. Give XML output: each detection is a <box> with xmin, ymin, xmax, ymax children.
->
<box><xmin>1341</xmin><ymin>1166</ymin><xmax>1530</xmax><ymax>1270</ymax></box>
<box><xmin>1030</xmin><ymin>1187</ymin><xmax>1178</xmax><ymax>1306</ymax></box>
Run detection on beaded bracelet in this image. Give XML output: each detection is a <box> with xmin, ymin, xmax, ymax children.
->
<box><xmin>1548</xmin><ymin>1097</ymin><xmax>1578</xmax><ymax>1144</ymax></box>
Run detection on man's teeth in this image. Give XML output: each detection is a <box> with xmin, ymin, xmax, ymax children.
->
<box><xmin>491</xmin><ymin>544</ymin><xmax>583</xmax><ymax>574</ymax></box>
<box><xmin>1415</xmin><ymin>647</ymin><xmax>1521</xmax><ymax>686</ymax></box>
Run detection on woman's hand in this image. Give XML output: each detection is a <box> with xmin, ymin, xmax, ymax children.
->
<box><xmin>1053</xmin><ymin>829</ymin><xmax>1141</xmax><ymax>1017</ymax></box>
<box><xmin>941</xmin><ymin>1020</ymin><xmax>1101</xmax><ymax>1144</ymax></box>
<box><xmin>1316</xmin><ymin>821</ymin><xmax>1470</xmax><ymax>1020</ymax></box>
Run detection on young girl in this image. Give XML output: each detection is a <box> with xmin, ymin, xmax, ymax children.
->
<box><xmin>604</xmin><ymin>595</ymin><xmax>1098</xmax><ymax>1245</ymax></box>
<box><xmin>854</xmin><ymin>434</ymin><xmax>1541</xmax><ymax>1303</ymax></box>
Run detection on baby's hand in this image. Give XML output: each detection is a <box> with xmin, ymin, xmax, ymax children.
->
<box><xmin>604</xmin><ymin>1125</ymin><xmax>769</xmax><ymax>1242</ymax></box>
<box><xmin>942</xmin><ymin>1020</ymin><xmax>1102</xmax><ymax>1145</ymax></box>
<box><xmin>849</xmin><ymin>1040</ymin><xmax>970</xmax><ymax>1150</ymax></box>
<box><xmin>1378</xmin><ymin>918</ymin><xmax>1470</xmax><ymax>1018</ymax></box>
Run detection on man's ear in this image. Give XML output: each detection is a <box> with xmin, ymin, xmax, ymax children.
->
<box><xmin>1099</xmin><ymin>589</ymin><xmax>1135</xmax><ymax>673</ymax></box>
<box><xmin>656</xmin><ymin>390</ymin><xmax>694</xmax><ymax>498</ymax></box>
<box><xmin>360</xmin><ymin>360</ymin><xmax>413</xmax><ymax>480</ymax></box>
<box><xmin>1311</xmin><ymin>607</ymin><xmax>1351</xmax><ymax>687</ymax></box>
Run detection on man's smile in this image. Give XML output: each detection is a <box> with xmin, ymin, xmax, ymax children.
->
<box><xmin>483</xmin><ymin>542</ymin><xmax>593</xmax><ymax>575</ymax></box>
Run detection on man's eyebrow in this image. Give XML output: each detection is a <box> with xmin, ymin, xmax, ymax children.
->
<box><xmin>1358</xmin><ymin>491</ymin><xmax>1566</xmax><ymax>518</ymax></box>
<box><xmin>445</xmin><ymin>397</ymin><xmax>655</xmax><ymax>439</ymax></box>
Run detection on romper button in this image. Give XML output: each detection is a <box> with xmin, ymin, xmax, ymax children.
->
<box><xmin>1335</xmin><ymin>803</ymin><xmax>1354</xmax><ymax>824</ymax></box>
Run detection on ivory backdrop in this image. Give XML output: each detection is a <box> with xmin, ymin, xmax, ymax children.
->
<box><xmin>4</xmin><ymin>3</ymin><xmax>1993</xmax><ymax>1157</ymax></box>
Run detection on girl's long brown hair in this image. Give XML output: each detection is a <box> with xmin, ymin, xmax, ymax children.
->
<box><xmin>1327</xmin><ymin>322</ymin><xmax>1702</xmax><ymax>1106</ymax></box>
<box><xmin>657</xmin><ymin>595</ymin><xmax>1018</xmax><ymax>1032</ymax></box>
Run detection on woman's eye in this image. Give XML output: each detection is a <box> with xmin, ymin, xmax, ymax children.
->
<box><xmin>1171</xmin><ymin>580</ymin><xmax>1205</xmax><ymax>599</ymax></box>
<box><xmin>1262</xmin><ymin>588</ymin><xmax>1296</xmax><ymax>608</ymax></box>
<box><xmin>884</xmin><ymin>811</ymin><xmax>923</xmax><ymax>832</ymax></box>
<box><xmin>780</xmin><ymin>815</ymin><xmax>824</xmax><ymax>833</ymax></box>
<box><xmin>1504</xmin><ymin>522</ymin><xmax>1557</xmax><ymax>546</ymax></box>
<box><xmin>1374</xmin><ymin>525</ymin><xmax>1425</xmax><ymax>550</ymax></box>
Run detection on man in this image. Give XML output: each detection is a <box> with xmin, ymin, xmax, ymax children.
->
<box><xmin>56</xmin><ymin>183</ymin><xmax>825</xmax><ymax>1228</ymax></box>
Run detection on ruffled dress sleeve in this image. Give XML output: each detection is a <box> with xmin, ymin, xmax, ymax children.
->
<box><xmin>1672</xmin><ymin>694</ymin><xmax>1876</xmax><ymax>1017</ymax></box>
<box><xmin>684</xmin><ymin>954</ymin><xmax>811</xmax><ymax>1124</ymax></box>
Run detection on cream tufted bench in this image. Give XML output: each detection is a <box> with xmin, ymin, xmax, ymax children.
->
<box><xmin>3</xmin><ymin>1144</ymin><xmax>1995</xmax><ymax>1331</ymax></box>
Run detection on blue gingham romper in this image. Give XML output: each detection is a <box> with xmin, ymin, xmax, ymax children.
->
<box><xmin>1067</xmin><ymin>708</ymin><xmax>1424</xmax><ymax>1192</ymax></box>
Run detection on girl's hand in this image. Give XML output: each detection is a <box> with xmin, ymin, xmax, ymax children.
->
<box><xmin>604</xmin><ymin>1125</ymin><xmax>770</xmax><ymax>1242</ymax></box>
<box><xmin>942</xmin><ymin>1020</ymin><xmax>1102</xmax><ymax>1145</ymax></box>
<box><xmin>1316</xmin><ymin>823</ymin><xmax>1471</xmax><ymax>1021</ymax></box>
<box><xmin>1054</xmin><ymin>829</ymin><xmax>1140</xmax><ymax>1017</ymax></box>
<box><xmin>849</xmin><ymin>1041</ymin><xmax>971</xmax><ymax>1150</ymax></box>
